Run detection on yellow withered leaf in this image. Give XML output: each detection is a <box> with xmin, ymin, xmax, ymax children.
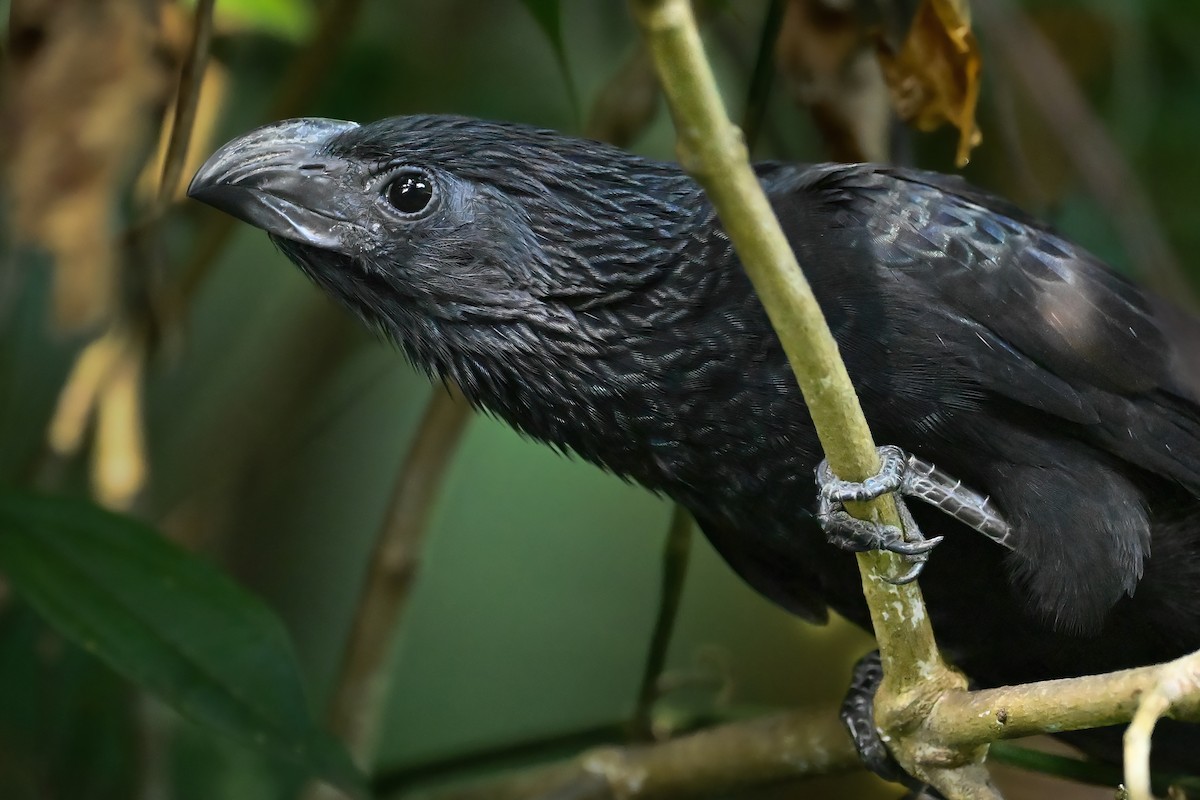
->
<box><xmin>877</xmin><ymin>0</ymin><xmax>982</xmax><ymax>167</ymax></box>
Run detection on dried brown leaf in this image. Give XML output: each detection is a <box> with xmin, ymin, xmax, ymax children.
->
<box><xmin>775</xmin><ymin>0</ymin><xmax>890</xmax><ymax>163</ymax></box>
<box><xmin>3</xmin><ymin>0</ymin><xmax>171</xmax><ymax>332</ymax></box>
<box><xmin>876</xmin><ymin>0</ymin><xmax>982</xmax><ymax>167</ymax></box>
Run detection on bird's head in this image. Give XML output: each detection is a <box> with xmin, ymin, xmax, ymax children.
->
<box><xmin>188</xmin><ymin>115</ymin><xmax>704</xmax><ymax>395</ymax></box>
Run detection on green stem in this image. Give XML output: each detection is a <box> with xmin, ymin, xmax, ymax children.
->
<box><xmin>630</xmin><ymin>505</ymin><xmax>693</xmax><ymax>740</ymax></box>
<box><xmin>740</xmin><ymin>0</ymin><xmax>785</xmax><ymax>152</ymax></box>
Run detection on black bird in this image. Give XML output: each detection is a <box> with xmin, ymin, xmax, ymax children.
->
<box><xmin>189</xmin><ymin>116</ymin><xmax>1200</xmax><ymax>772</ymax></box>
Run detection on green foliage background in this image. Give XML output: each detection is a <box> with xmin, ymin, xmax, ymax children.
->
<box><xmin>2</xmin><ymin>1</ymin><xmax>1200</xmax><ymax>798</ymax></box>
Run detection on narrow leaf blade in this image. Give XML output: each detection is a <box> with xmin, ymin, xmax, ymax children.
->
<box><xmin>519</xmin><ymin>0</ymin><xmax>580</xmax><ymax>120</ymax></box>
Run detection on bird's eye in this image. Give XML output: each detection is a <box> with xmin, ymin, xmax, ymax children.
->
<box><xmin>384</xmin><ymin>171</ymin><xmax>435</xmax><ymax>216</ymax></box>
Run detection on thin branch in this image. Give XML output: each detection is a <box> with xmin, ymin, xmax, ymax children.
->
<box><xmin>155</xmin><ymin>0</ymin><xmax>215</xmax><ymax>212</ymax></box>
<box><xmin>740</xmin><ymin>0</ymin><xmax>786</xmax><ymax>152</ymax></box>
<box><xmin>973</xmin><ymin>0</ymin><xmax>1195</xmax><ymax>305</ymax></box>
<box><xmin>374</xmin><ymin>722</ymin><xmax>630</xmax><ymax>797</ymax></box>
<box><xmin>37</xmin><ymin>0</ymin><xmax>216</xmax><ymax>501</ymax></box>
<box><xmin>399</xmin><ymin>707</ymin><xmax>860</xmax><ymax>800</ymax></box>
<box><xmin>402</xmin><ymin>761</ymin><xmax>591</xmax><ymax>800</ymax></box>
<box><xmin>1124</xmin><ymin>651</ymin><xmax>1200</xmax><ymax>800</ymax></box>
<box><xmin>625</xmin><ymin>1</ymin><xmax>983</xmax><ymax>796</ymax></box>
<box><xmin>388</xmin><ymin>650</ymin><xmax>1200</xmax><ymax>800</ymax></box>
<box><xmin>320</xmin><ymin>387</ymin><xmax>473</xmax><ymax>770</ymax></box>
<box><xmin>630</xmin><ymin>505</ymin><xmax>693</xmax><ymax>741</ymax></box>
<box><xmin>1127</xmin><ymin>690</ymin><xmax>1173</xmax><ymax>800</ymax></box>
<box><xmin>981</xmin><ymin>56</ymin><xmax>1047</xmax><ymax>210</ymax></box>
<box><xmin>925</xmin><ymin>652</ymin><xmax>1200</xmax><ymax>751</ymax></box>
<box><xmin>175</xmin><ymin>0</ymin><xmax>370</xmax><ymax>309</ymax></box>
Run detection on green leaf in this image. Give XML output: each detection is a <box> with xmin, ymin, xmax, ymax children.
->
<box><xmin>183</xmin><ymin>0</ymin><xmax>316</xmax><ymax>41</ymax></box>
<box><xmin>518</xmin><ymin>0</ymin><xmax>580</xmax><ymax>121</ymax></box>
<box><xmin>0</xmin><ymin>602</ymin><xmax>140</xmax><ymax>800</ymax></box>
<box><xmin>0</xmin><ymin>490</ymin><xmax>366</xmax><ymax>799</ymax></box>
<box><xmin>519</xmin><ymin>0</ymin><xmax>565</xmax><ymax>53</ymax></box>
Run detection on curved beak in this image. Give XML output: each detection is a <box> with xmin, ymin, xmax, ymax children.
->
<box><xmin>188</xmin><ymin>118</ymin><xmax>361</xmax><ymax>249</ymax></box>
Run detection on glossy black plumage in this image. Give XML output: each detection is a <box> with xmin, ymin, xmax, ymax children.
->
<box><xmin>189</xmin><ymin>116</ymin><xmax>1200</xmax><ymax>771</ymax></box>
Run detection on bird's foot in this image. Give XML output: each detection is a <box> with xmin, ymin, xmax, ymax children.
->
<box><xmin>817</xmin><ymin>445</ymin><xmax>1017</xmax><ymax>581</ymax></box>
<box><xmin>816</xmin><ymin>446</ymin><xmax>942</xmax><ymax>583</ymax></box>
<box><xmin>841</xmin><ymin>651</ymin><xmax>942</xmax><ymax>798</ymax></box>
<box><xmin>904</xmin><ymin>454</ymin><xmax>1013</xmax><ymax>550</ymax></box>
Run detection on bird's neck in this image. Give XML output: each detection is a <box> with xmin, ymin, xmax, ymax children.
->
<box><xmin>403</xmin><ymin>242</ymin><xmax>822</xmax><ymax>508</ymax></box>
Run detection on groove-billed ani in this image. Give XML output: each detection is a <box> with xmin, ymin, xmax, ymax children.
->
<box><xmin>189</xmin><ymin>116</ymin><xmax>1200</xmax><ymax>771</ymax></box>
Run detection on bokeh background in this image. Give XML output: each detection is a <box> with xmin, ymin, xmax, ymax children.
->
<box><xmin>1</xmin><ymin>1</ymin><xmax>1198</xmax><ymax>799</ymax></box>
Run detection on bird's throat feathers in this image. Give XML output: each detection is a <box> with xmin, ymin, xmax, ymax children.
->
<box><xmin>269</xmin><ymin>170</ymin><xmax>743</xmax><ymax>491</ymax></box>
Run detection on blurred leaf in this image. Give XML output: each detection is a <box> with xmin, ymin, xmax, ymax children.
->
<box><xmin>519</xmin><ymin>0</ymin><xmax>565</xmax><ymax>60</ymax></box>
<box><xmin>876</xmin><ymin>0</ymin><xmax>982</xmax><ymax>167</ymax></box>
<box><xmin>585</xmin><ymin>44</ymin><xmax>659</xmax><ymax>147</ymax></box>
<box><xmin>0</xmin><ymin>490</ymin><xmax>367</xmax><ymax>798</ymax></box>
<box><xmin>518</xmin><ymin>0</ymin><xmax>579</xmax><ymax>120</ymax></box>
<box><xmin>171</xmin><ymin>719</ymin><xmax>305</xmax><ymax>800</ymax></box>
<box><xmin>741</xmin><ymin>0</ymin><xmax>786</xmax><ymax>152</ymax></box>
<box><xmin>185</xmin><ymin>0</ymin><xmax>315</xmax><ymax>41</ymax></box>
<box><xmin>0</xmin><ymin>602</ymin><xmax>138</xmax><ymax>800</ymax></box>
<box><xmin>3</xmin><ymin>0</ymin><xmax>169</xmax><ymax>331</ymax></box>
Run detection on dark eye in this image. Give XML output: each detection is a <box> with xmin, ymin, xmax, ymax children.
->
<box><xmin>384</xmin><ymin>171</ymin><xmax>435</xmax><ymax>215</ymax></box>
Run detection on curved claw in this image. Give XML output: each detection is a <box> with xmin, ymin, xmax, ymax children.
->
<box><xmin>816</xmin><ymin>448</ymin><xmax>948</xmax><ymax>582</ymax></box>
<box><xmin>888</xmin><ymin>558</ymin><xmax>926</xmax><ymax>585</ymax></box>
<box><xmin>888</xmin><ymin>534</ymin><xmax>943</xmax><ymax>557</ymax></box>
<box><xmin>883</xmin><ymin>535</ymin><xmax>942</xmax><ymax>584</ymax></box>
